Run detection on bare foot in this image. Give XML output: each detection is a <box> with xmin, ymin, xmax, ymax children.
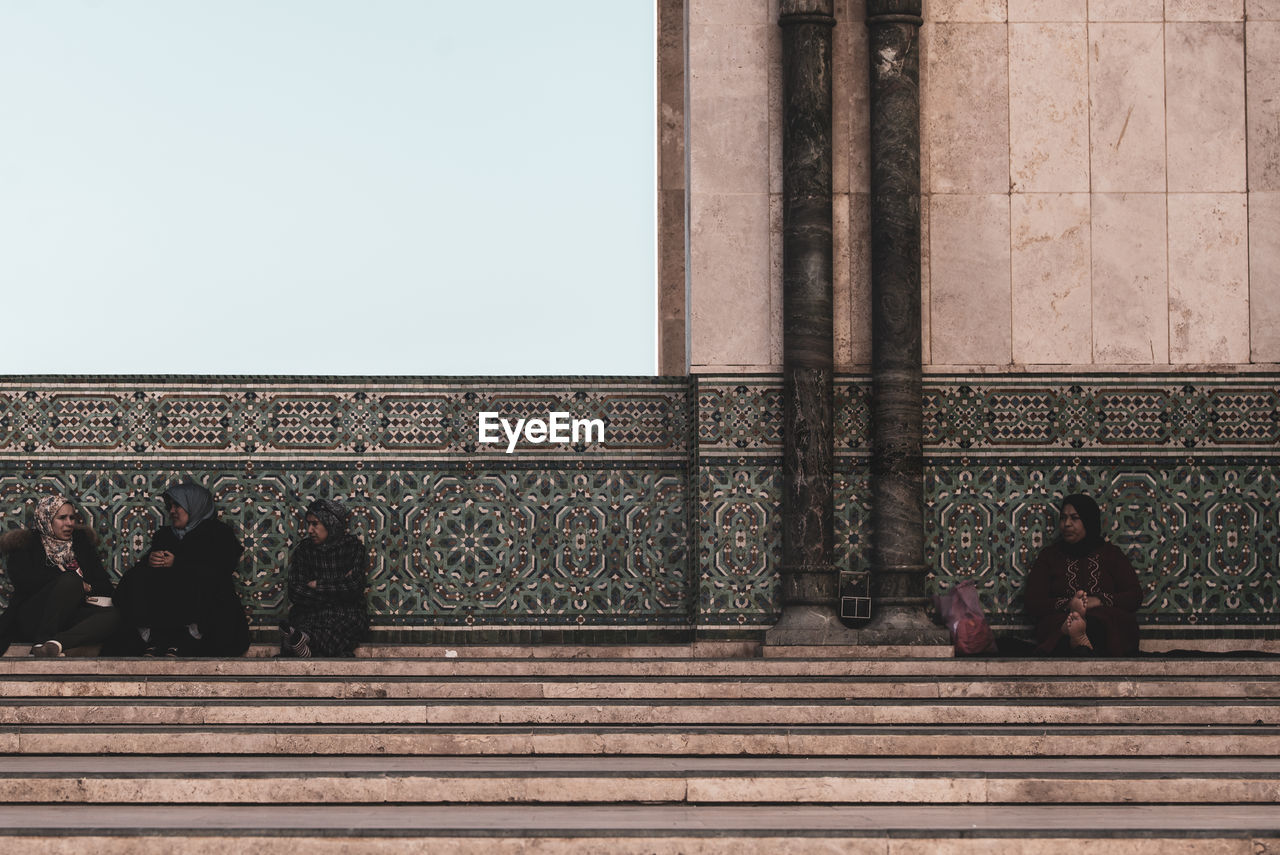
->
<box><xmin>1062</xmin><ymin>612</ymin><xmax>1092</xmax><ymax>649</ymax></box>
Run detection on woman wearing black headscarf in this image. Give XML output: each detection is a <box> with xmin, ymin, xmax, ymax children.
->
<box><xmin>279</xmin><ymin>498</ymin><xmax>368</xmax><ymax>658</ymax></box>
<box><xmin>1024</xmin><ymin>493</ymin><xmax>1142</xmax><ymax>656</ymax></box>
<box><xmin>114</xmin><ymin>482</ymin><xmax>249</xmax><ymax>656</ymax></box>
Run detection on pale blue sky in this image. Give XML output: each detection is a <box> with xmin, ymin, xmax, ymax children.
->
<box><xmin>0</xmin><ymin>1</ymin><xmax>656</xmax><ymax>375</ymax></box>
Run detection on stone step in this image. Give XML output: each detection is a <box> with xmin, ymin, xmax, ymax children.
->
<box><xmin>0</xmin><ymin>755</ymin><xmax>1277</xmax><ymax>805</ymax></box>
<box><xmin>4</xmin><ymin>676</ymin><xmax>1277</xmax><ymax>700</ymax></box>
<box><xmin>3</xmin><ymin>653</ymin><xmax>1272</xmax><ymax>850</ymax></box>
<box><xmin>0</xmin><ymin>836</ymin><xmax>1268</xmax><ymax>855</ymax></box>
<box><xmin>8</xmin><ymin>723</ymin><xmax>1279</xmax><ymax>756</ymax></box>
<box><xmin>1</xmin><ymin>697</ymin><xmax>1276</xmax><ymax>726</ymax></box>
<box><xmin>0</xmin><ymin>804</ymin><xmax>1275</xmax><ymax>852</ymax></box>
<box><xmin>2</xmin><ymin>656</ymin><xmax>1277</xmax><ymax>678</ymax></box>
<box><xmin>0</xmin><ymin>833</ymin><xmax>1271</xmax><ymax>855</ymax></box>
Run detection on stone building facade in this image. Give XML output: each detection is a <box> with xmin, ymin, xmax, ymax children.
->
<box><xmin>0</xmin><ymin>0</ymin><xmax>1275</xmax><ymax>644</ymax></box>
<box><xmin>658</xmin><ymin>0</ymin><xmax>1279</xmax><ymax>640</ymax></box>
<box><xmin>663</xmin><ymin>0</ymin><xmax>1278</xmax><ymax>372</ymax></box>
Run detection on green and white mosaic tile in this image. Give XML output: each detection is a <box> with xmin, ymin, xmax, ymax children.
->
<box><xmin>0</xmin><ymin>373</ymin><xmax>1274</xmax><ymax>636</ymax></box>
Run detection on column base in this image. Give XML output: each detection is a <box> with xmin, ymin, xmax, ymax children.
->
<box><xmin>857</xmin><ymin>601</ymin><xmax>952</xmax><ymax>646</ymax></box>
<box><xmin>763</xmin><ymin>603</ymin><xmax>952</xmax><ymax>655</ymax></box>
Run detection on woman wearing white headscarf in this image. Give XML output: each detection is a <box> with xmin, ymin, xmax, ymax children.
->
<box><xmin>0</xmin><ymin>493</ymin><xmax>120</xmax><ymax>657</ymax></box>
<box><xmin>114</xmin><ymin>482</ymin><xmax>249</xmax><ymax>656</ymax></box>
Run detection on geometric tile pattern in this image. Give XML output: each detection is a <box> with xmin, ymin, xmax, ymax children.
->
<box><xmin>1</xmin><ymin>373</ymin><xmax>1276</xmax><ymax>635</ymax></box>
<box><xmin>922</xmin><ymin>375</ymin><xmax>1280</xmax><ymax>454</ymax></box>
<box><xmin>0</xmin><ymin>379</ymin><xmax>690</xmax><ymax>462</ymax></box>
<box><xmin>696</xmin><ymin>383</ymin><xmax>784</xmax><ymax>452</ymax></box>
<box><xmin>0</xmin><ymin>379</ymin><xmax>694</xmax><ymax>630</ymax></box>
<box><xmin>921</xmin><ymin>374</ymin><xmax>1279</xmax><ymax>630</ymax></box>
<box><xmin>693</xmin><ymin>378</ymin><xmax>784</xmax><ymax>627</ymax></box>
<box><xmin>0</xmin><ymin>466</ymin><xmax>690</xmax><ymax>628</ymax></box>
<box><xmin>925</xmin><ymin>459</ymin><xmax>1279</xmax><ymax>628</ymax></box>
<box><xmin>696</xmin><ymin>465</ymin><xmax>780</xmax><ymax>625</ymax></box>
<box><xmin>697</xmin><ymin>374</ymin><xmax>1280</xmax><ymax>630</ymax></box>
<box><xmin>695</xmin><ymin>378</ymin><xmax>873</xmax><ymax>456</ymax></box>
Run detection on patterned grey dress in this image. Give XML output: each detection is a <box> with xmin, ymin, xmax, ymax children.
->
<box><xmin>282</xmin><ymin>499</ymin><xmax>368</xmax><ymax>657</ymax></box>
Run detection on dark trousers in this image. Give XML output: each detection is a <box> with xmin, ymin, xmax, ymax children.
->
<box><xmin>18</xmin><ymin>572</ymin><xmax>121</xmax><ymax>650</ymax></box>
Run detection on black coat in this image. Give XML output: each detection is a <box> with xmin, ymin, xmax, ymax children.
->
<box><xmin>114</xmin><ymin>518</ymin><xmax>249</xmax><ymax>656</ymax></box>
<box><xmin>0</xmin><ymin>526</ymin><xmax>114</xmax><ymax>654</ymax></box>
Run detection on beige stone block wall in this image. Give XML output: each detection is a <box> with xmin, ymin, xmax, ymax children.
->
<box><xmin>930</xmin><ymin>195</ymin><xmax>1012</xmax><ymax>363</ymax></box>
<box><xmin>1251</xmin><ymin>194</ymin><xmax>1280</xmax><ymax>362</ymax></box>
<box><xmin>682</xmin><ymin>0</ymin><xmax>876</xmax><ymax>372</ymax></box>
<box><xmin>689</xmin><ymin>194</ymin><xmax>773</xmax><ymax>367</ymax></box>
<box><xmin>1248</xmin><ymin>23</ymin><xmax>1280</xmax><ymax>362</ymax></box>
<box><xmin>1089</xmin><ymin>0</ymin><xmax>1162</xmax><ymax>21</ymax></box>
<box><xmin>686</xmin><ymin>0</ymin><xmax>776</xmax><ymax>372</ymax></box>
<box><xmin>1168</xmin><ymin>194</ymin><xmax>1250</xmax><ymax>363</ymax></box>
<box><xmin>920</xmin><ymin>2</ymin><xmax>1275</xmax><ymax>368</ymax></box>
<box><xmin>1091</xmin><ymin>193</ymin><xmax>1168</xmax><ymax>363</ymax></box>
<box><xmin>1008</xmin><ymin>0</ymin><xmax>1084</xmax><ymax>21</ymax></box>
<box><xmin>1165</xmin><ymin>0</ymin><xmax>1242</xmax><ymax>20</ymax></box>
<box><xmin>1089</xmin><ymin>24</ymin><xmax>1166</xmax><ymax>193</ymax></box>
<box><xmin>1009</xmin><ymin>23</ymin><xmax>1088</xmax><ymax>193</ymax></box>
<box><xmin>673</xmin><ymin>0</ymin><xmax>1277</xmax><ymax>372</ymax></box>
<box><xmin>1251</xmin><ymin>0</ymin><xmax>1280</xmax><ymax>21</ymax></box>
<box><xmin>933</xmin><ymin>0</ymin><xmax>1008</xmax><ymax>23</ymax></box>
<box><xmin>926</xmin><ymin>23</ymin><xmax>1009</xmax><ymax>194</ymax></box>
<box><xmin>1249</xmin><ymin>23</ymin><xmax>1280</xmax><ymax>191</ymax></box>
<box><xmin>1165</xmin><ymin>23</ymin><xmax>1245</xmax><ymax>193</ymax></box>
<box><xmin>1011</xmin><ymin>194</ymin><xmax>1091</xmax><ymax>364</ymax></box>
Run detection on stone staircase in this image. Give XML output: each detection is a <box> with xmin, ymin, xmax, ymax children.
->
<box><xmin>0</xmin><ymin>646</ymin><xmax>1277</xmax><ymax>852</ymax></box>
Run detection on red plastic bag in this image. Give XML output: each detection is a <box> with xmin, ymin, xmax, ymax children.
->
<box><xmin>934</xmin><ymin>580</ymin><xmax>997</xmax><ymax>656</ymax></box>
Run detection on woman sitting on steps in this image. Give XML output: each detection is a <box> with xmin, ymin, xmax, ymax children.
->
<box><xmin>1024</xmin><ymin>493</ymin><xmax>1142</xmax><ymax>657</ymax></box>
<box><xmin>0</xmin><ymin>493</ymin><xmax>121</xmax><ymax>657</ymax></box>
<box><xmin>279</xmin><ymin>498</ymin><xmax>368</xmax><ymax>658</ymax></box>
<box><xmin>114</xmin><ymin>482</ymin><xmax>249</xmax><ymax>657</ymax></box>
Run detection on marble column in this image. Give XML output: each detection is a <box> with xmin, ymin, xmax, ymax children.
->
<box><xmin>863</xmin><ymin>0</ymin><xmax>948</xmax><ymax>644</ymax></box>
<box><xmin>766</xmin><ymin>0</ymin><xmax>854</xmax><ymax>646</ymax></box>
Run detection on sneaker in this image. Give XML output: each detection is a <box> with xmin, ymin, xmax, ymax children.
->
<box><xmin>33</xmin><ymin>639</ymin><xmax>64</xmax><ymax>658</ymax></box>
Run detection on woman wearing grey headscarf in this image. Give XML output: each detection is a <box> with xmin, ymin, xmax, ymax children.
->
<box><xmin>279</xmin><ymin>498</ymin><xmax>368</xmax><ymax>658</ymax></box>
<box><xmin>114</xmin><ymin>482</ymin><xmax>249</xmax><ymax>656</ymax></box>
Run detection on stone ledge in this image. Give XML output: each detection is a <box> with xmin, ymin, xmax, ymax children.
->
<box><xmin>0</xmin><ymin>835</ymin><xmax>1271</xmax><ymax>854</ymax></box>
<box><xmin>0</xmin><ymin>804</ymin><xmax>1276</xmax><ymax>835</ymax></box>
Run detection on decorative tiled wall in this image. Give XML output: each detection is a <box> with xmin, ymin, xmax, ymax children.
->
<box><xmin>0</xmin><ymin>378</ymin><xmax>695</xmax><ymax>637</ymax></box>
<box><xmin>922</xmin><ymin>374</ymin><xmax>1279</xmax><ymax>633</ymax></box>
<box><xmin>1</xmin><ymin>374</ymin><xmax>1275</xmax><ymax>638</ymax></box>
<box><xmin>696</xmin><ymin>373</ymin><xmax>1280</xmax><ymax>634</ymax></box>
<box><xmin>692</xmin><ymin>381</ymin><xmax>783</xmax><ymax>628</ymax></box>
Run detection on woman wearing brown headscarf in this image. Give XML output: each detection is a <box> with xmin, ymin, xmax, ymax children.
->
<box><xmin>0</xmin><ymin>493</ymin><xmax>120</xmax><ymax>657</ymax></box>
<box><xmin>1024</xmin><ymin>493</ymin><xmax>1142</xmax><ymax>656</ymax></box>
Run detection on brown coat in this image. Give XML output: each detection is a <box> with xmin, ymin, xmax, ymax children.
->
<box><xmin>1024</xmin><ymin>541</ymin><xmax>1142</xmax><ymax>656</ymax></box>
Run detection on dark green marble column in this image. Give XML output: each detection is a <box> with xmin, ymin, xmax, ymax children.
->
<box><xmin>863</xmin><ymin>0</ymin><xmax>948</xmax><ymax>644</ymax></box>
<box><xmin>766</xmin><ymin>0</ymin><xmax>856</xmax><ymax>646</ymax></box>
